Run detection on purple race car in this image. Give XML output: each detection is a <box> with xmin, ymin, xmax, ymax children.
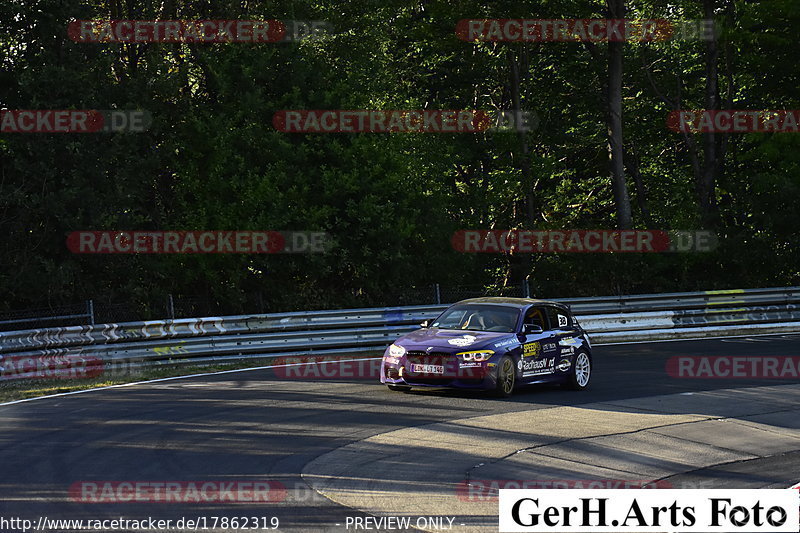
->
<box><xmin>380</xmin><ymin>297</ymin><xmax>592</xmax><ymax>397</ymax></box>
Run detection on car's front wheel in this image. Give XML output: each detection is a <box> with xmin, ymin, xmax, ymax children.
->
<box><xmin>566</xmin><ymin>351</ymin><xmax>592</xmax><ymax>390</ymax></box>
<box><xmin>494</xmin><ymin>356</ymin><xmax>516</xmax><ymax>397</ymax></box>
<box><xmin>387</xmin><ymin>384</ymin><xmax>411</xmax><ymax>392</ymax></box>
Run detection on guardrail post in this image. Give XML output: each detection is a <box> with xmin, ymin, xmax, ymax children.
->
<box><xmin>434</xmin><ymin>284</ymin><xmax>441</xmax><ymax>304</ymax></box>
<box><xmin>87</xmin><ymin>299</ymin><xmax>95</xmax><ymax>325</ymax></box>
<box><xmin>167</xmin><ymin>294</ymin><xmax>175</xmax><ymax>320</ymax></box>
<box><xmin>523</xmin><ymin>279</ymin><xmax>531</xmax><ymax>298</ymax></box>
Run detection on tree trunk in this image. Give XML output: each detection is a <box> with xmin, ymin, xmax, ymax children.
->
<box><xmin>624</xmin><ymin>143</ymin><xmax>654</xmax><ymax>227</ymax></box>
<box><xmin>509</xmin><ymin>49</ymin><xmax>536</xmax><ymax>226</ymax></box>
<box><xmin>507</xmin><ymin>48</ymin><xmax>535</xmax><ymax>288</ymax></box>
<box><xmin>699</xmin><ymin>0</ymin><xmax>721</xmax><ymax>228</ymax></box>
<box><xmin>607</xmin><ymin>0</ymin><xmax>633</xmax><ymax>229</ymax></box>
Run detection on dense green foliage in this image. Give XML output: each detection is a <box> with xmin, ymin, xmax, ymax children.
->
<box><xmin>1</xmin><ymin>0</ymin><xmax>798</xmax><ymax>317</ymax></box>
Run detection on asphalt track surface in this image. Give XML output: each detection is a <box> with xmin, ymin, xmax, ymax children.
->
<box><xmin>0</xmin><ymin>334</ymin><xmax>798</xmax><ymax>532</ymax></box>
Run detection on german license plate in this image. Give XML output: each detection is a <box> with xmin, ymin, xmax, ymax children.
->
<box><xmin>411</xmin><ymin>364</ymin><xmax>444</xmax><ymax>374</ymax></box>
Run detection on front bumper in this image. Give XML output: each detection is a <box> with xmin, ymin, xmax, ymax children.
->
<box><xmin>380</xmin><ymin>356</ymin><xmax>496</xmax><ymax>389</ymax></box>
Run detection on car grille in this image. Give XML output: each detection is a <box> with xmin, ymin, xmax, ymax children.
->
<box><xmin>404</xmin><ymin>351</ymin><xmax>460</xmax><ymax>382</ymax></box>
<box><xmin>406</xmin><ymin>351</ymin><xmax>453</xmax><ymax>365</ymax></box>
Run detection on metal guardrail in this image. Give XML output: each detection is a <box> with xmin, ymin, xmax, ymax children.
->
<box><xmin>0</xmin><ymin>287</ymin><xmax>798</xmax><ymax>381</ymax></box>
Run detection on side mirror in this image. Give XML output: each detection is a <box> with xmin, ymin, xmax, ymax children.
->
<box><xmin>420</xmin><ymin>320</ymin><xmax>430</xmax><ymax>328</ymax></box>
<box><xmin>522</xmin><ymin>324</ymin><xmax>543</xmax><ymax>335</ymax></box>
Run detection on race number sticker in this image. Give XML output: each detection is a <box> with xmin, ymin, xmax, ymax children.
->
<box><xmin>558</xmin><ymin>314</ymin><xmax>568</xmax><ymax>327</ymax></box>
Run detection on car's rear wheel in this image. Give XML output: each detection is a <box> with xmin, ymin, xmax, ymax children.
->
<box><xmin>387</xmin><ymin>384</ymin><xmax>411</xmax><ymax>392</ymax></box>
<box><xmin>566</xmin><ymin>352</ymin><xmax>591</xmax><ymax>390</ymax></box>
<box><xmin>494</xmin><ymin>356</ymin><xmax>516</xmax><ymax>397</ymax></box>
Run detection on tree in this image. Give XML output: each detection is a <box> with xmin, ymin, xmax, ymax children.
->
<box><xmin>606</xmin><ymin>0</ymin><xmax>633</xmax><ymax>229</ymax></box>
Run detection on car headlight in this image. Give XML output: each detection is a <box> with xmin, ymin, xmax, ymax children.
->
<box><xmin>388</xmin><ymin>344</ymin><xmax>406</xmax><ymax>357</ymax></box>
<box><xmin>458</xmin><ymin>350</ymin><xmax>494</xmax><ymax>362</ymax></box>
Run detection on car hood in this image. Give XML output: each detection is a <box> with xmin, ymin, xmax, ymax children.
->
<box><xmin>394</xmin><ymin>328</ymin><xmax>516</xmax><ymax>352</ymax></box>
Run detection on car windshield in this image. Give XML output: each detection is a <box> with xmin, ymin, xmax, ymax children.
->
<box><xmin>431</xmin><ymin>304</ymin><xmax>520</xmax><ymax>333</ymax></box>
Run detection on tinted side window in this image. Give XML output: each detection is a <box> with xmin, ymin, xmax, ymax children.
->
<box><xmin>546</xmin><ymin>307</ymin><xmax>570</xmax><ymax>329</ymax></box>
<box><xmin>523</xmin><ymin>306</ymin><xmax>547</xmax><ymax>329</ymax></box>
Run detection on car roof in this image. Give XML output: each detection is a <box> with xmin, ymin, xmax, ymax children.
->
<box><xmin>452</xmin><ymin>297</ymin><xmax>570</xmax><ymax>310</ymax></box>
